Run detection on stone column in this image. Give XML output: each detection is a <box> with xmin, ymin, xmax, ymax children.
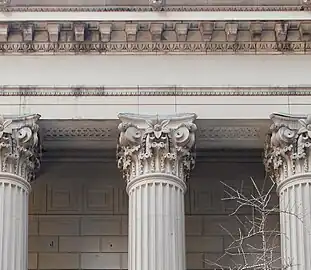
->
<box><xmin>0</xmin><ymin>114</ymin><xmax>41</xmax><ymax>270</ymax></box>
<box><xmin>117</xmin><ymin>113</ymin><xmax>197</xmax><ymax>270</ymax></box>
<box><xmin>264</xmin><ymin>113</ymin><xmax>311</xmax><ymax>270</ymax></box>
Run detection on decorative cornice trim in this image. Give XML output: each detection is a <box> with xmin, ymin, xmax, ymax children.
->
<box><xmin>40</xmin><ymin>125</ymin><xmax>260</xmax><ymax>142</ymax></box>
<box><xmin>197</xmin><ymin>126</ymin><xmax>260</xmax><ymax>140</ymax></box>
<box><xmin>41</xmin><ymin>126</ymin><xmax>114</xmax><ymax>141</ymax></box>
<box><xmin>0</xmin><ymin>41</ymin><xmax>309</xmax><ymax>55</ymax></box>
<box><xmin>0</xmin><ymin>20</ymin><xmax>309</xmax><ymax>55</ymax></box>
<box><xmin>0</xmin><ymin>6</ymin><xmax>304</xmax><ymax>12</ymax></box>
<box><xmin>2</xmin><ymin>86</ymin><xmax>311</xmax><ymax>96</ymax></box>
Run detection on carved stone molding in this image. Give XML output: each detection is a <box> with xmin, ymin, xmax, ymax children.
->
<box><xmin>198</xmin><ymin>127</ymin><xmax>260</xmax><ymax>140</ymax></box>
<box><xmin>1</xmin><ymin>86</ymin><xmax>311</xmax><ymax>96</ymax></box>
<box><xmin>0</xmin><ymin>21</ymin><xmax>310</xmax><ymax>54</ymax></box>
<box><xmin>0</xmin><ymin>114</ymin><xmax>41</xmax><ymax>182</ymax></box>
<box><xmin>42</xmin><ymin>127</ymin><xmax>113</xmax><ymax>140</ymax></box>
<box><xmin>264</xmin><ymin>113</ymin><xmax>311</xmax><ymax>184</ymax></box>
<box><xmin>2</xmin><ymin>41</ymin><xmax>311</xmax><ymax>55</ymax></box>
<box><xmin>0</xmin><ymin>6</ymin><xmax>303</xmax><ymax>12</ymax></box>
<box><xmin>117</xmin><ymin>113</ymin><xmax>197</xmax><ymax>184</ymax></box>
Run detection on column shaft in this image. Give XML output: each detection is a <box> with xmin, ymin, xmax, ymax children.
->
<box><xmin>0</xmin><ymin>174</ymin><xmax>30</xmax><ymax>270</ymax></box>
<box><xmin>264</xmin><ymin>113</ymin><xmax>311</xmax><ymax>270</ymax></box>
<box><xmin>279</xmin><ymin>177</ymin><xmax>311</xmax><ymax>270</ymax></box>
<box><xmin>128</xmin><ymin>177</ymin><xmax>186</xmax><ymax>270</ymax></box>
<box><xmin>117</xmin><ymin>113</ymin><xmax>197</xmax><ymax>270</ymax></box>
<box><xmin>0</xmin><ymin>114</ymin><xmax>41</xmax><ymax>270</ymax></box>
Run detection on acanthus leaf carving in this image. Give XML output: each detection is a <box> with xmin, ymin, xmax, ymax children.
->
<box><xmin>117</xmin><ymin>113</ymin><xmax>197</xmax><ymax>184</ymax></box>
<box><xmin>264</xmin><ymin>113</ymin><xmax>311</xmax><ymax>183</ymax></box>
<box><xmin>0</xmin><ymin>114</ymin><xmax>41</xmax><ymax>182</ymax></box>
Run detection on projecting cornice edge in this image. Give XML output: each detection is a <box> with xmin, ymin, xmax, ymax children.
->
<box><xmin>0</xmin><ymin>20</ymin><xmax>310</xmax><ymax>54</ymax></box>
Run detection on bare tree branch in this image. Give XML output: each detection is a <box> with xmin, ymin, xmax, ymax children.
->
<box><xmin>205</xmin><ymin>177</ymin><xmax>300</xmax><ymax>270</ymax></box>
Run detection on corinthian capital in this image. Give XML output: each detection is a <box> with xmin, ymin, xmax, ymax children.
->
<box><xmin>264</xmin><ymin>113</ymin><xmax>311</xmax><ymax>183</ymax></box>
<box><xmin>117</xmin><ymin>113</ymin><xmax>197</xmax><ymax>183</ymax></box>
<box><xmin>0</xmin><ymin>114</ymin><xmax>41</xmax><ymax>182</ymax></box>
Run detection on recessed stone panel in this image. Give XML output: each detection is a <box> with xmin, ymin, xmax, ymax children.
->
<box><xmin>190</xmin><ymin>186</ymin><xmax>223</xmax><ymax>214</ymax></box>
<box><xmin>47</xmin><ymin>181</ymin><xmax>81</xmax><ymax>213</ymax></box>
<box><xmin>83</xmin><ymin>183</ymin><xmax>114</xmax><ymax>213</ymax></box>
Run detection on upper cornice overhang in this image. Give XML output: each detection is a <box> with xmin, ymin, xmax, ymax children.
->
<box><xmin>0</xmin><ymin>2</ymin><xmax>311</xmax><ymax>55</ymax></box>
<box><xmin>0</xmin><ymin>19</ymin><xmax>311</xmax><ymax>54</ymax></box>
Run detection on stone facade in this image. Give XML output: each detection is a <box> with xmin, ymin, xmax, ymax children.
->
<box><xmin>28</xmin><ymin>157</ymin><xmax>266</xmax><ymax>269</ymax></box>
<box><xmin>1</xmin><ymin>1</ymin><xmax>311</xmax><ymax>269</ymax></box>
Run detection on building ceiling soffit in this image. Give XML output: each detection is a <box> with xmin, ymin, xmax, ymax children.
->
<box><xmin>0</xmin><ymin>20</ymin><xmax>310</xmax><ymax>54</ymax></box>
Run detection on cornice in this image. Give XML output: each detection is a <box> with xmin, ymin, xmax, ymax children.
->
<box><xmin>0</xmin><ymin>20</ymin><xmax>310</xmax><ymax>54</ymax></box>
<box><xmin>0</xmin><ymin>6</ymin><xmax>304</xmax><ymax>12</ymax></box>
<box><xmin>1</xmin><ymin>86</ymin><xmax>311</xmax><ymax>96</ymax></box>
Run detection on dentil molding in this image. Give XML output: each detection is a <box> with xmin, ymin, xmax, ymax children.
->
<box><xmin>0</xmin><ymin>21</ymin><xmax>311</xmax><ymax>54</ymax></box>
<box><xmin>1</xmin><ymin>86</ymin><xmax>311</xmax><ymax>96</ymax></box>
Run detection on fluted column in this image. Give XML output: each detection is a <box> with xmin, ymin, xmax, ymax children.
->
<box><xmin>264</xmin><ymin>113</ymin><xmax>311</xmax><ymax>270</ymax></box>
<box><xmin>117</xmin><ymin>113</ymin><xmax>197</xmax><ymax>270</ymax></box>
<box><xmin>0</xmin><ymin>114</ymin><xmax>41</xmax><ymax>270</ymax></box>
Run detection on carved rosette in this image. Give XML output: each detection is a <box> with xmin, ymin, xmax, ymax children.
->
<box><xmin>264</xmin><ymin>113</ymin><xmax>311</xmax><ymax>184</ymax></box>
<box><xmin>0</xmin><ymin>114</ymin><xmax>41</xmax><ymax>182</ymax></box>
<box><xmin>117</xmin><ymin>113</ymin><xmax>197</xmax><ymax>184</ymax></box>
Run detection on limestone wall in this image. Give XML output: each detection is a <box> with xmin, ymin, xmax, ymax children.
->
<box><xmin>28</xmin><ymin>159</ymin><xmax>276</xmax><ymax>269</ymax></box>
